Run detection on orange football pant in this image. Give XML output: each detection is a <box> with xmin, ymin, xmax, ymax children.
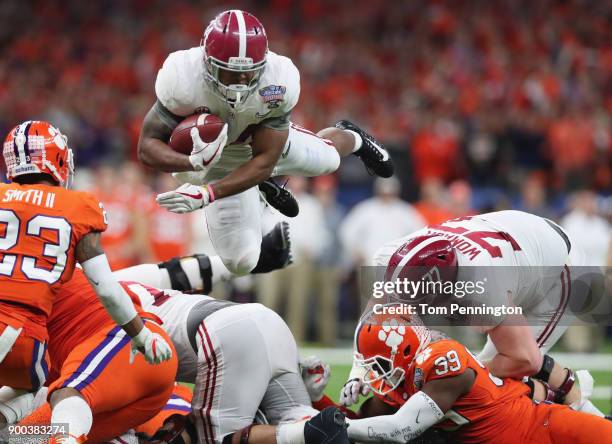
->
<box><xmin>0</xmin><ymin>321</ymin><xmax>49</xmax><ymax>390</ymax></box>
<box><xmin>21</xmin><ymin>321</ymin><xmax>177</xmax><ymax>443</ymax></box>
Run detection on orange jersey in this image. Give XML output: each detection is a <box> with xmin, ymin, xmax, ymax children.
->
<box><xmin>376</xmin><ymin>338</ymin><xmax>533</xmax><ymax>442</ymax></box>
<box><xmin>0</xmin><ymin>183</ymin><xmax>106</xmax><ymax>339</ymax></box>
<box><xmin>47</xmin><ymin>268</ymin><xmax>144</xmax><ymax>374</ymax></box>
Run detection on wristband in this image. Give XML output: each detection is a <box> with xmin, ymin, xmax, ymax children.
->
<box><xmin>206</xmin><ymin>184</ymin><xmax>216</xmax><ymax>202</ymax></box>
<box><xmin>533</xmin><ymin>354</ymin><xmax>555</xmax><ymax>382</ymax></box>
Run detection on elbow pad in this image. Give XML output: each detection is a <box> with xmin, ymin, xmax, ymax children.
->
<box><xmin>81</xmin><ymin>254</ymin><xmax>138</xmax><ymax>326</ymax></box>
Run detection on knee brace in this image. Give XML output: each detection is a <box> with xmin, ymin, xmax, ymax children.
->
<box><xmin>158</xmin><ymin>254</ymin><xmax>212</xmax><ymax>293</ymax></box>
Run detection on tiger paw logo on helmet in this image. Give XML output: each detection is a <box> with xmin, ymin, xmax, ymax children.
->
<box><xmin>377</xmin><ymin>319</ymin><xmax>406</xmax><ymax>349</ymax></box>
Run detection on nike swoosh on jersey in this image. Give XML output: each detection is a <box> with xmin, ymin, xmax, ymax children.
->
<box><xmin>415</xmin><ymin>409</ymin><xmax>421</xmax><ymax>423</ymax></box>
<box><xmin>177</xmin><ymin>191</ymin><xmax>203</xmax><ymax>200</ymax></box>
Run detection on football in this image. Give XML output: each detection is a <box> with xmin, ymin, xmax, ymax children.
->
<box><xmin>168</xmin><ymin>113</ymin><xmax>225</xmax><ymax>155</ymax></box>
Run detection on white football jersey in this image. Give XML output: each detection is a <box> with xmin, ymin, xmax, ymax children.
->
<box><xmin>155</xmin><ymin>47</ymin><xmax>300</xmax><ymax>179</ymax></box>
<box><xmin>126</xmin><ymin>282</ymin><xmax>215</xmax><ymax>382</ymax></box>
<box><xmin>374</xmin><ymin>211</ymin><xmax>572</xmax><ymax>317</ymax></box>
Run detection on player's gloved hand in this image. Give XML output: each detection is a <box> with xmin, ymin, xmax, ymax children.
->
<box><xmin>339</xmin><ymin>362</ymin><xmax>370</xmax><ymax>406</ymax></box>
<box><xmin>130</xmin><ymin>326</ymin><xmax>173</xmax><ymax>365</ymax></box>
<box><xmin>188</xmin><ymin>123</ymin><xmax>228</xmax><ymax>171</ymax></box>
<box><xmin>156</xmin><ymin>183</ymin><xmax>211</xmax><ymax>213</ymax></box>
<box><xmin>300</xmin><ymin>355</ymin><xmax>331</xmax><ymax>402</ymax></box>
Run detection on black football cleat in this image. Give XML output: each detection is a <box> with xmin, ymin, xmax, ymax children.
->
<box><xmin>259</xmin><ymin>178</ymin><xmax>299</xmax><ymax>217</ymax></box>
<box><xmin>304</xmin><ymin>407</ymin><xmax>349</xmax><ymax>444</ymax></box>
<box><xmin>251</xmin><ymin>221</ymin><xmax>293</xmax><ymax>274</ymax></box>
<box><xmin>335</xmin><ymin>119</ymin><xmax>394</xmax><ymax>178</ymax></box>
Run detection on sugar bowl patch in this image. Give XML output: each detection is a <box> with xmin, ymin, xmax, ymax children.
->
<box><xmin>259</xmin><ymin>85</ymin><xmax>286</xmax><ymax>108</ymax></box>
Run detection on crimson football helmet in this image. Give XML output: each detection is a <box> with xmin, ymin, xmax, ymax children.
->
<box><xmin>3</xmin><ymin>120</ymin><xmax>74</xmax><ymax>188</ymax></box>
<box><xmin>383</xmin><ymin>234</ymin><xmax>458</xmax><ymax>302</ymax></box>
<box><xmin>354</xmin><ymin>307</ymin><xmax>431</xmax><ymax>395</ymax></box>
<box><xmin>201</xmin><ymin>9</ymin><xmax>268</xmax><ymax>107</ymax></box>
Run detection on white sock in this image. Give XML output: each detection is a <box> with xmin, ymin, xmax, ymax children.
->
<box><xmin>51</xmin><ymin>396</ymin><xmax>93</xmax><ymax>439</ymax></box>
<box><xmin>0</xmin><ymin>388</ymin><xmax>34</xmax><ymax>424</ymax></box>
<box><xmin>276</xmin><ymin>421</ymin><xmax>306</xmax><ymax>444</ymax></box>
<box><xmin>209</xmin><ymin>255</ymin><xmax>233</xmax><ymax>284</ymax></box>
<box><xmin>113</xmin><ymin>264</ymin><xmax>172</xmax><ymax>289</ymax></box>
<box><xmin>345</xmin><ymin>129</ymin><xmax>363</xmax><ymax>153</ymax></box>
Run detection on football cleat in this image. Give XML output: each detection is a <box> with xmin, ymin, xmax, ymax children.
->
<box><xmin>335</xmin><ymin>119</ymin><xmax>394</xmax><ymax>178</ymax></box>
<box><xmin>304</xmin><ymin>407</ymin><xmax>349</xmax><ymax>444</ymax></box>
<box><xmin>252</xmin><ymin>221</ymin><xmax>292</xmax><ymax>274</ymax></box>
<box><xmin>258</xmin><ymin>178</ymin><xmax>299</xmax><ymax>217</ymax></box>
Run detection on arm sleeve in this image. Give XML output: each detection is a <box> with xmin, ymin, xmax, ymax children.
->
<box><xmin>346</xmin><ymin>391</ymin><xmax>444</xmax><ymax>443</ymax></box>
<box><xmin>81</xmin><ymin>254</ymin><xmax>139</xmax><ymax>327</ymax></box>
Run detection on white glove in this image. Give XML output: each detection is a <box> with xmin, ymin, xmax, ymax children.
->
<box><xmin>189</xmin><ymin>124</ymin><xmax>228</xmax><ymax>171</ymax></box>
<box><xmin>156</xmin><ymin>183</ymin><xmax>211</xmax><ymax>213</ymax></box>
<box><xmin>300</xmin><ymin>355</ymin><xmax>331</xmax><ymax>402</ymax></box>
<box><xmin>339</xmin><ymin>362</ymin><xmax>370</xmax><ymax>406</ymax></box>
<box><xmin>130</xmin><ymin>326</ymin><xmax>173</xmax><ymax>365</ymax></box>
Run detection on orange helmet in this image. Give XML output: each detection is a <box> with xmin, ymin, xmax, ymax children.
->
<box><xmin>3</xmin><ymin>120</ymin><xmax>74</xmax><ymax>188</ymax></box>
<box><xmin>354</xmin><ymin>306</ymin><xmax>431</xmax><ymax>395</ymax></box>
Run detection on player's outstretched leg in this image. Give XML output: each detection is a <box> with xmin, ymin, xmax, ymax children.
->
<box><xmin>333</xmin><ymin>120</ymin><xmax>394</xmax><ymax>178</ymax></box>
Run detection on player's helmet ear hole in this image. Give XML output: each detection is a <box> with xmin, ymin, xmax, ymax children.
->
<box><xmin>403</xmin><ymin>345</ymin><xmax>411</xmax><ymax>357</ymax></box>
<box><xmin>59</xmin><ymin>159</ymin><xmax>64</xmax><ymax>167</ymax></box>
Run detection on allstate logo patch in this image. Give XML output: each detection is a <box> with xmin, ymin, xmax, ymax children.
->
<box><xmin>259</xmin><ymin>85</ymin><xmax>286</xmax><ymax>109</ymax></box>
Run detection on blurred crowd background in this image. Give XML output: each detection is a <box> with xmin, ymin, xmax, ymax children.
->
<box><xmin>0</xmin><ymin>0</ymin><xmax>610</xmax><ymax>346</ymax></box>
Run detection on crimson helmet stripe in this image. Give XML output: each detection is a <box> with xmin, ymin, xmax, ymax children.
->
<box><xmin>386</xmin><ymin>235</ymin><xmax>445</xmax><ymax>281</ymax></box>
<box><xmin>230</xmin><ymin>9</ymin><xmax>247</xmax><ymax>58</ymax></box>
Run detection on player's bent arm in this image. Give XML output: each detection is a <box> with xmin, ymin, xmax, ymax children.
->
<box><xmin>75</xmin><ymin>232</ymin><xmax>142</xmax><ymax>337</ymax></box>
<box><xmin>137</xmin><ymin>101</ymin><xmax>193</xmax><ymax>172</ymax></box>
<box><xmin>209</xmin><ymin>126</ymin><xmax>287</xmax><ymax>200</ymax></box>
<box><xmin>346</xmin><ymin>372</ymin><xmax>474</xmax><ymax>443</ymax></box>
<box><xmin>483</xmin><ymin>317</ymin><xmax>543</xmax><ymax>378</ymax></box>
<box><xmin>346</xmin><ymin>391</ymin><xmax>444</xmax><ymax>443</ymax></box>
